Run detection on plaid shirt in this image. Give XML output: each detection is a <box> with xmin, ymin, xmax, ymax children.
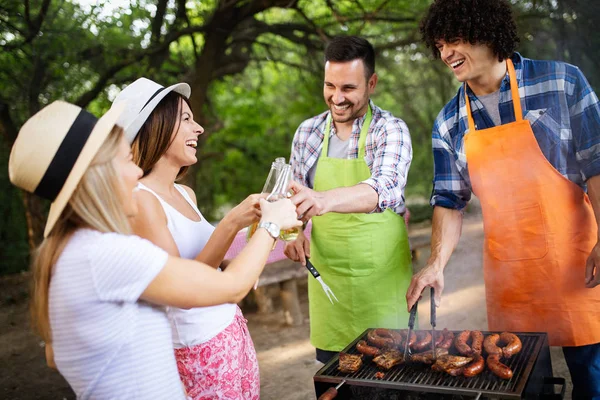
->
<box><xmin>290</xmin><ymin>100</ymin><xmax>412</xmax><ymax>215</ymax></box>
<box><xmin>431</xmin><ymin>52</ymin><xmax>600</xmax><ymax>210</ymax></box>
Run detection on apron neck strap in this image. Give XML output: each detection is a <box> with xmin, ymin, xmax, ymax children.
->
<box><xmin>464</xmin><ymin>58</ymin><xmax>521</xmax><ymax>132</ymax></box>
<box><xmin>324</xmin><ymin>105</ymin><xmax>372</xmax><ymax>159</ymax></box>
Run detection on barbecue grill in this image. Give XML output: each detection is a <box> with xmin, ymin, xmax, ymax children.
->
<box><xmin>314</xmin><ymin>330</ymin><xmax>565</xmax><ymax>399</ymax></box>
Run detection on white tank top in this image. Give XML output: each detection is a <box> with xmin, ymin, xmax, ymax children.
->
<box><xmin>137</xmin><ymin>182</ymin><xmax>236</xmax><ymax>348</ymax></box>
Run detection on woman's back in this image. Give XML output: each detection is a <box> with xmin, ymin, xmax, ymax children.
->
<box><xmin>50</xmin><ymin>228</ymin><xmax>186</xmax><ymax>399</ymax></box>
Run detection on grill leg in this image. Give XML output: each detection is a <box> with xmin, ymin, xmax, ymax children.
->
<box><xmin>524</xmin><ymin>335</ymin><xmax>554</xmax><ymax>399</ymax></box>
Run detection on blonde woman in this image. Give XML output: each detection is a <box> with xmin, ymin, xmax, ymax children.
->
<box><xmin>111</xmin><ymin>78</ymin><xmax>266</xmax><ymax>399</ymax></box>
<box><xmin>8</xmin><ymin>101</ymin><xmax>300</xmax><ymax>399</ymax></box>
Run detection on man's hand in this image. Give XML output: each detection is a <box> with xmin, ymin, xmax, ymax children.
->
<box><xmin>289</xmin><ymin>181</ymin><xmax>328</xmax><ymax>222</ymax></box>
<box><xmin>585</xmin><ymin>240</ymin><xmax>600</xmax><ymax>288</ymax></box>
<box><xmin>406</xmin><ymin>261</ymin><xmax>445</xmax><ymax>311</ymax></box>
<box><xmin>284</xmin><ymin>229</ymin><xmax>310</xmax><ymax>266</ymax></box>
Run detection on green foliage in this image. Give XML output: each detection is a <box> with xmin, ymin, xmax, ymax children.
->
<box><xmin>0</xmin><ymin>141</ymin><xmax>29</xmax><ymax>275</ymax></box>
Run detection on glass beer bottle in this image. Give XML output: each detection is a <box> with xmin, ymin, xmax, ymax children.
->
<box><xmin>246</xmin><ymin>157</ymin><xmax>286</xmax><ymax>242</ymax></box>
<box><xmin>266</xmin><ymin>164</ymin><xmax>300</xmax><ymax>242</ymax></box>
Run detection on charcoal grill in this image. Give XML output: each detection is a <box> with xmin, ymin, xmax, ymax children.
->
<box><xmin>314</xmin><ymin>330</ymin><xmax>565</xmax><ymax>399</ymax></box>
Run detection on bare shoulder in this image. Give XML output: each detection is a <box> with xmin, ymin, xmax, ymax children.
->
<box><xmin>133</xmin><ymin>189</ymin><xmax>167</xmax><ymax>225</ymax></box>
<box><xmin>179</xmin><ymin>184</ymin><xmax>198</xmax><ymax>205</ymax></box>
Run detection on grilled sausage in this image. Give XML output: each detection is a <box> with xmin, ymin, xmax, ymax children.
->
<box><xmin>487</xmin><ymin>354</ymin><xmax>513</xmax><ymax>379</ymax></box>
<box><xmin>455</xmin><ymin>330</ymin><xmax>472</xmax><ymax>355</ymax></box>
<box><xmin>412</xmin><ymin>331</ymin><xmax>433</xmax><ymax>352</ymax></box>
<box><xmin>438</xmin><ymin>328</ymin><xmax>454</xmax><ymax>349</ymax></box>
<box><xmin>499</xmin><ymin>332</ymin><xmax>522</xmax><ymax>358</ymax></box>
<box><xmin>483</xmin><ymin>333</ymin><xmax>503</xmax><ymax>355</ymax></box>
<box><xmin>470</xmin><ymin>330</ymin><xmax>484</xmax><ymax>355</ymax></box>
<box><xmin>367</xmin><ymin>329</ymin><xmax>395</xmax><ymax>348</ymax></box>
<box><xmin>399</xmin><ymin>329</ymin><xmax>417</xmax><ymax>348</ymax></box>
<box><xmin>356</xmin><ymin>340</ymin><xmax>380</xmax><ymax>357</ymax></box>
<box><xmin>463</xmin><ymin>354</ymin><xmax>485</xmax><ymax>377</ymax></box>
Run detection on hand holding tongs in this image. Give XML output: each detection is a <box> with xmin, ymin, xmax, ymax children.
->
<box><xmin>306</xmin><ymin>258</ymin><xmax>339</xmax><ymax>305</ymax></box>
<box><xmin>403</xmin><ymin>287</ymin><xmax>438</xmax><ymax>361</ymax></box>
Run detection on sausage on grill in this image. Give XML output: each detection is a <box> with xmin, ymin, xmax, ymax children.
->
<box><xmin>470</xmin><ymin>330</ymin><xmax>484</xmax><ymax>355</ymax></box>
<box><xmin>356</xmin><ymin>340</ymin><xmax>380</xmax><ymax>357</ymax></box>
<box><xmin>412</xmin><ymin>331</ymin><xmax>433</xmax><ymax>352</ymax></box>
<box><xmin>463</xmin><ymin>354</ymin><xmax>485</xmax><ymax>377</ymax></box>
<box><xmin>483</xmin><ymin>333</ymin><xmax>503</xmax><ymax>355</ymax></box>
<box><xmin>399</xmin><ymin>329</ymin><xmax>417</xmax><ymax>348</ymax></box>
<box><xmin>367</xmin><ymin>329</ymin><xmax>401</xmax><ymax>348</ymax></box>
<box><xmin>438</xmin><ymin>328</ymin><xmax>454</xmax><ymax>349</ymax></box>
<box><xmin>499</xmin><ymin>332</ymin><xmax>522</xmax><ymax>358</ymax></box>
<box><xmin>487</xmin><ymin>354</ymin><xmax>513</xmax><ymax>379</ymax></box>
<box><xmin>454</xmin><ymin>330</ymin><xmax>472</xmax><ymax>355</ymax></box>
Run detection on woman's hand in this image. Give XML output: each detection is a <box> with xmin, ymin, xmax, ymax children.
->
<box><xmin>224</xmin><ymin>194</ymin><xmax>265</xmax><ymax>230</ymax></box>
<box><xmin>259</xmin><ymin>198</ymin><xmax>302</xmax><ymax>231</ymax></box>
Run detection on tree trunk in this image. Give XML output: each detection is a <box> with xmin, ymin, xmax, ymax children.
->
<box><xmin>22</xmin><ymin>191</ymin><xmax>46</xmax><ymax>250</ymax></box>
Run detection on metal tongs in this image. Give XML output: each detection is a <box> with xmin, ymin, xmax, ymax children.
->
<box><xmin>402</xmin><ymin>300</ymin><xmax>418</xmax><ymax>361</ymax></box>
<box><xmin>403</xmin><ymin>287</ymin><xmax>437</xmax><ymax>361</ymax></box>
<box><xmin>306</xmin><ymin>258</ymin><xmax>339</xmax><ymax>305</ymax></box>
<box><xmin>430</xmin><ymin>287</ymin><xmax>437</xmax><ymax>361</ymax></box>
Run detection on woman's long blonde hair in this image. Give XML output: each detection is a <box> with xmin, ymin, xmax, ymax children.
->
<box><xmin>31</xmin><ymin>126</ymin><xmax>131</xmax><ymax>342</ymax></box>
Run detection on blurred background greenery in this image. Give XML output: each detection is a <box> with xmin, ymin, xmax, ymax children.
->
<box><xmin>0</xmin><ymin>0</ymin><xmax>598</xmax><ymax>275</ymax></box>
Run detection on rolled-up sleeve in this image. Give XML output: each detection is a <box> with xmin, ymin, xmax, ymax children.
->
<box><xmin>429</xmin><ymin>117</ymin><xmax>471</xmax><ymax>210</ymax></box>
<box><xmin>569</xmin><ymin>67</ymin><xmax>600</xmax><ymax>181</ymax></box>
<box><xmin>361</xmin><ymin>118</ymin><xmax>412</xmax><ymax>212</ymax></box>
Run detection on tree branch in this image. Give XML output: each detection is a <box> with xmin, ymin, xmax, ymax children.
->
<box><xmin>151</xmin><ymin>0</ymin><xmax>169</xmax><ymax>45</ymax></box>
<box><xmin>0</xmin><ymin>99</ymin><xmax>18</xmax><ymax>145</ymax></box>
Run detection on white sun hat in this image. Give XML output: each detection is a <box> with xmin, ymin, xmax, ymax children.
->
<box><xmin>8</xmin><ymin>100</ymin><xmax>125</xmax><ymax>237</ymax></box>
<box><xmin>111</xmin><ymin>77</ymin><xmax>191</xmax><ymax>143</ymax></box>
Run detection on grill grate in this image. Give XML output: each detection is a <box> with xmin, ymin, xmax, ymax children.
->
<box><xmin>314</xmin><ymin>330</ymin><xmax>547</xmax><ymax>399</ymax></box>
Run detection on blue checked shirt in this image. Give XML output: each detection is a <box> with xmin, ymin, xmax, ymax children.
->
<box><xmin>431</xmin><ymin>52</ymin><xmax>600</xmax><ymax>210</ymax></box>
<box><xmin>290</xmin><ymin>100</ymin><xmax>412</xmax><ymax>215</ymax></box>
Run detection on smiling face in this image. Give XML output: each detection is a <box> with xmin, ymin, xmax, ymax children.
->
<box><xmin>436</xmin><ymin>39</ymin><xmax>499</xmax><ymax>84</ymax></box>
<box><xmin>163</xmin><ymin>99</ymin><xmax>204</xmax><ymax>168</ymax></box>
<box><xmin>323</xmin><ymin>59</ymin><xmax>377</xmax><ymax>124</ymax></box>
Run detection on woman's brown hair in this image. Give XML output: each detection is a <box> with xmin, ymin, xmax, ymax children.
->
<box><xmin>131</xmin><ymin>91</ymin><xmax>192</xmax><ymax>180</ymax></box>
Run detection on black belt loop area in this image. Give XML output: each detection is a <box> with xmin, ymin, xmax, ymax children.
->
<box><xmin>34</xmin><ymin>109</ymin><xmax>98</xmax><ymax>201</ymax></box>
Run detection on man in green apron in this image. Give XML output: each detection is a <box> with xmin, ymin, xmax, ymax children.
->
<box><xmin>284</xmin><ymin>36</ymin><xmax>413</xmax><ymax>364</ymax></box>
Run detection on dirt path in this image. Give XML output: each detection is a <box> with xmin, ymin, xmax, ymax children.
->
<box><xmin>0</xmin><ymin>212</ymin><xmax>572</xmax><ymax>399</ymax></box>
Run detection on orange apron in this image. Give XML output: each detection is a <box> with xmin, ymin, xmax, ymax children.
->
<box><xmin>464</xmin><ymin>59</ymin><xmax>600</xmax><ymax>347</ymax></box>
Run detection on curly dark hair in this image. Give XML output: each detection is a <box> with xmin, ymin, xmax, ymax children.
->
<box><xmin>420</xmin><ymin>0</ymin><xmax>520</xmax><ymax>61</ymax></box>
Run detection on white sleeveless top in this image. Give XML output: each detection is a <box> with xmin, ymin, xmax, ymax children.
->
<box><xmin>138</xmin><ymin>182</ymin><xmax>236</xmax><ymax>349</ymax></box>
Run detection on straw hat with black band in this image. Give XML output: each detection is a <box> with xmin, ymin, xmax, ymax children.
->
<box><xmin>8</xmin><ymin>100</ymin><xmax>125</xmax><ymax>238</ymax></box>
<box><xmin>110</xmin><ymin>77</ymin><xmax>191</xmax><ymax>143</ymax></box>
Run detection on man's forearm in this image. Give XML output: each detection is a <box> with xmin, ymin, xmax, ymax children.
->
<box><xmin>428</xmin><ymin>206</ymin><xmax>464</xmax><ymax>270</ymax></box>
<box><xmin>324</xmin><ymin>183</ymin><xmax>379</xmax><ymax>214</ymax></box>
<box><xmin>587</xmin><ymin>174</ymin><xmax>600</xmax><ymax>238</ymax></box>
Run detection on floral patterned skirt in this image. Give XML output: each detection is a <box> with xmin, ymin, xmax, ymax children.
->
<box><xmin>174</xmin><ymin>306</ymin><xmax>260</xmax><ymax>400</ymax></box>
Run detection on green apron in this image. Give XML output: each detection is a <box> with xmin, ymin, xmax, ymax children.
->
<box><xmin>309</xmin><ymin>106</ymin><xmax>413</xmax><ymax>351</ymax></box>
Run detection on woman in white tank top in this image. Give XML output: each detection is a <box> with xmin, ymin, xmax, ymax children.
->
<box><xmin>115</xmin><ymin>78</ymin><xmax>264</xmax><ymax>399</ymax></box>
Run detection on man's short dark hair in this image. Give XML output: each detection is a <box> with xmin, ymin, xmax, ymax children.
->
<box><xmin>420</xmin><ymin>0</ymin><xmax>519</xmax><ymax>61</ymax></box>
<box><xmin>324</xmin><ymin>36</ymin><xmax>375</xmax><ymax>79</ymax></box>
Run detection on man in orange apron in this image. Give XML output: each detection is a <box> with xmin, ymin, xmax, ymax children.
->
<box><xmin>406</xmin><ymin>1</ymin><xmax>600</xmax><ymax>398</ymax></box>
<box><xmin>283</xmin><ymin>36</ymin><xmax>414</xmax><ymax>364</ymax></box>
